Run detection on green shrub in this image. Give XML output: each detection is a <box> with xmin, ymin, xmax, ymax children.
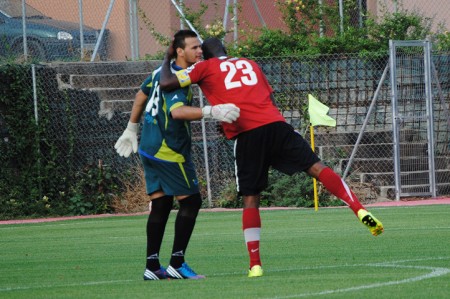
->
<box><xmin>0</xmin><ymin>63</ymin><xmax>68</xmax><ymax>219</ymax></box>
<box><xmin>228</xmin><ymin>1</ymin><xmax>435</xmax><ymax>58</ymax></box>
<box><xmin>69</xmin><ymin>162</ymin><xmax>119</xmax><ymax>215</ymax></box>
<box><xmin>433</xmin><ymin>28</ymin><xmax>450</xmax><ymax>51</ymax></box>
<box><xmin>366</xmin><ymin>10</ymin><xmax>432</xmax><ymax>44</ymax></box>
<box><xmin>136</xmin><ymin>0</ymin><xmax>438</xmax><ymax>59</ymax></box>
<box><xmin>215</xmin><ymin>169</ymin><xmax>343</xmax><ymax>208</ymax></box>
<box><xmin>0</xmin><ymin>63</ymin><xmax>122</xmax><ymax>219</ymax></box>
<box><xmin>261</xmin><ymin>170</ymin><xmax>342</xmax><ymax>208</ymax></box>
<box><xmin>216</xmin><ymin>179</ymin><xmax>241</xmax><ymax>208</ymax></box>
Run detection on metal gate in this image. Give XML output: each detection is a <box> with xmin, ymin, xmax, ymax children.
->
<box><xmin>389</xmin><ymin>40</ymin><xmax>437</xmax><ymax>200</ymax></box>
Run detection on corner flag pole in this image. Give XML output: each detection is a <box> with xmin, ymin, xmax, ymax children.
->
<box><xmin>308</xmin><ymin>94</ymin><xmax>337</xmax><ymax>212</ymax></box>
<box><xmin>310</xmin><ymin>124</ymin><xmax>319</xmax><ymax>211</ymax></box>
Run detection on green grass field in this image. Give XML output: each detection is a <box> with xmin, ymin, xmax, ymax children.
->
<box><xmin>1</xmin><ymin>205</ymin><xmax>449</xmax><ymax>299</ymax></box>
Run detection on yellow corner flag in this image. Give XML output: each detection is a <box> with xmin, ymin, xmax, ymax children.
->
<box><xmin>308</xmin><ymin>94</ymin><xmax>336</xmax><ymax>127</ymax></box>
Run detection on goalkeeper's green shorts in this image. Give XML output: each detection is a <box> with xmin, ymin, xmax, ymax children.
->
<box><xmin>141</xmin><ymin>155</ymin><xmax>200</xmax><ymax>196</ymax></box>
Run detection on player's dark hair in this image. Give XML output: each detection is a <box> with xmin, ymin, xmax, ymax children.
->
<box><xmin>202</xmin><ymin>37</ymin><xmax>227</xmax><ymax>60</ymax></box>
<box><xmin>173</xmin><ymin>30</ymin><xmax>198</xmax><ymax>57</ymax></box>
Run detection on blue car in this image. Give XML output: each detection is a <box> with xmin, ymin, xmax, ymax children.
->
<box><xmin>0</xmin><ymin>2</ymin><xmax>108</xmax><ymax>61</ymax></box>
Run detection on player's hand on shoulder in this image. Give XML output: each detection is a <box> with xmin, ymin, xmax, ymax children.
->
<box><xmin>165</xmin><ymin>39</ymin><xmax>176</xmax><ymax>60</ymax></box>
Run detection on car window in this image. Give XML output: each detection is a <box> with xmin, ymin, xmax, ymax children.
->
<box><xmin>0</xmin><ymin>0</ymin><xmax>48</xmax><ymax>19</ymax></box>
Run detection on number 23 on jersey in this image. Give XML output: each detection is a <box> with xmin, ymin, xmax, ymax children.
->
<box><xmin>220</xmin><ymin>60</ymin><xmax>258</xmax><ymax>90</ymax></box>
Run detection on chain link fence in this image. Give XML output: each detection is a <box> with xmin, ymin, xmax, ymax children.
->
<box><xmin>1</xmin><ymin>0</ymin><xmax>449</xmax><ymax>212</ymax></box>
<box><xmin>2</xmin><ymin>1</ymin><xmax>449</xmax><ymax>62</ymax></box>
<box><xmin>2</xmin><ymin>52</ymin><xmax>448</xmax><ymax>207</ymax></box>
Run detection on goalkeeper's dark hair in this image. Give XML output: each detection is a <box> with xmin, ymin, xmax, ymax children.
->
<box><xmin>173</xmin><ymin>30</ymin><xmax>198</xmax><ymax>58</ymax></box>
<box><xmin>202</xmin><ymin>37</ymin><xmax>227</xmax><ymax>60</ymax></box>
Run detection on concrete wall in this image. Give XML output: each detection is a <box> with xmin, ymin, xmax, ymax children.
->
<box><xmin>24</xmin><ymin>0</ymin><xmax>450</xmax><ymax>61</ymax></box>
<box><xmin>25</xmin><ymin>0</ymin><xmax>286</xmax><ymax>60</ymax></box>
<box><xmin>367</xmin><ymin>0</ymin><xmax>450</xmax><ymax>31</ymax></box>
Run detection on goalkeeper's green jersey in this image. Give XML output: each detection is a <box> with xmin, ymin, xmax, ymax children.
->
<box><xmin>138</xmin><ymin>63</ymin><xmax>193</xmax><ymax>163</ymax></box>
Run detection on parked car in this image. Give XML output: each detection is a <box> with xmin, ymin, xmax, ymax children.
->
<box><xmin>0</xmin><ymin>1</ymin><xmax>108</xmax><ymax>61</ymax></box>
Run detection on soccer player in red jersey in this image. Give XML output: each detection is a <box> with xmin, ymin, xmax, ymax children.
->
<box><xmin>160</xmin><ymin>37</ymin><xmax>384</xmax><ymax>278</ymax></box>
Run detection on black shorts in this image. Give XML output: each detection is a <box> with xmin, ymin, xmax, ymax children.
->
<box><xmin>234</xmin><ymin>121</ymin><xmax>320</xmax><ymax>196</ymax></box>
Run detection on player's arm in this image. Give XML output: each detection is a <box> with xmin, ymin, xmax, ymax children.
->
<box><xmin>129</xmin><ymin>89</ymin><xmax>148</xmax><ymax>123</ymax></box>
<box><xmin>171</xmin><ymin>106</ymin><xmax>203</xmax><ymax>121</ymax></box>
<box><xmin>170</xmin><ymin>103</ymin><xmax>240</xmax><ymax>124</ymax></box>
<box><xmin>160</xmin><ymin>42</ymin><xmax>184</xmax><ymax>91</ymax></box>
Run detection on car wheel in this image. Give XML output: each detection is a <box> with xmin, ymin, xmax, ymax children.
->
<box><xmin>11</xmin><ymin>40</ymin><xmax>46</xmax><ymax>61</ymax></box>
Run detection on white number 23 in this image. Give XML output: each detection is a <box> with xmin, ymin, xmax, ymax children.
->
<box><xmin>220</xmin><ymin>60</ymin><xmax>258</xmax><ymax>90</ymax></box>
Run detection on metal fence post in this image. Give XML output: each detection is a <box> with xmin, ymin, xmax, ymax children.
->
<box><xmin>170</xmin><ymin>0</ymin><xmax>203</xmax><ymax>42</ymax></box>
<box><xmin>179</xmin><ymin>0</ymin><xmax>184</xmax><ymax>29</ymax></box>
<box><xmin>79</xmin><ymin>0</ymin><xmax>85</xmax><ymax>60</ymax></box>
<box><xmin>223</xmin><ymin>0</ymin><xmax>230</xmax><ymax>41</ymax></box>
<box><xmin>389</xmin><ymin>40</ymin><xmax>401</xmax><ymax>201</ymax></box>
<box><xmin>21</xmin><ymin>0</ymin><xmax>28</xmax><ymax>59</ymax></box>
<box><xmin>32</xmin><ymin>64</ymin><xmax>38</xmax><ymax>124</ymax></box>
<box><xmin>424</xmin><ymin>40</ymin><xmax>437</xmax><ymax>197</ymax></box>
<box><xmin>198</xmin><ymin>88</ymin><xmax>212</xmax><ymax>207</ymax></box>
<box><xmin>343</xmin><ymin>64</ymin><xmax>390</xmax><ymax>180</ymax></box>
<box><xmin>129</xmin><ymin>0</ymin><xmax>139</xmax><ymax>61</ymax></box>
<box><xmin>233</xmin><ymin>0</ymin><xmax>238</xmax><ymax>44</ymax></box>
<box><xmin>31</xmin><ymin>64</ymin><xmax>42</xmax><ymax>198</ymax></box>
<box><xmin>91</xmin><ymin>0</ymin><xmax>116</xmax><ymax>62</ymax></box>
<box><xmin>338</xmin><ymin>0</ymin><xmax>344</xmax><ymax>34</ymax></box>
<box><xmin>251</xmin><ymin>0</ymin><xmax>266</xmax><ymax>27</ymax></box>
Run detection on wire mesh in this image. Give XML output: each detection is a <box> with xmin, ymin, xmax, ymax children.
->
<box><xmin>1</xmin><ymin>0</ymin><xmax>449</xmax><ymax>208</ymax></box>
<box><xmin>0</xmin><ymin>52</ymin><xmax>444</xmax><ymax>205</ymax></box>
<box><xmin>390</xmin><ymin>43</ymin><xmax>450</xmax><ymax>198</ymax></box>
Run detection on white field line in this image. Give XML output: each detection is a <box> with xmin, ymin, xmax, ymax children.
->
<box><xmin>0</xmin><ymin>258</ymin><xmax>449</xmax><ymax>294</ymax></box>
<box><xmin>265</xmin><ymin>258</ymin><xmax>450</xmax><ymax>299</ymax></box>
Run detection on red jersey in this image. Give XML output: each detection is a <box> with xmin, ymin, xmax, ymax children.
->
<box><xmin>176</xmin><ymin>56</ymin><xmax>285</xmax><ymax>139</ymax></box>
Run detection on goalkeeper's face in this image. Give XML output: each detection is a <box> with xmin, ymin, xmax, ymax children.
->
<box><xmin>178</xmin><ymin>37</ymin><xmax>203</xmax><ymax>68</ymax></box>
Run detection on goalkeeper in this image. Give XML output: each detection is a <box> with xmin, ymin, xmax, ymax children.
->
<box><xmin>115</xmin><ymin>30</ymin><xmax>239</xmax><ymax>281</ymax></box>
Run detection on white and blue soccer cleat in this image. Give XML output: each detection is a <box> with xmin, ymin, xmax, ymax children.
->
<box><xmin>166</xmin><ymin>262</ymin><xmax>205</xmax><ymax>279</ymax></box>
<box><xmin>143</xmin><ymin>266</ymin><xmax>168</xmax><ymax>280</ymax></box>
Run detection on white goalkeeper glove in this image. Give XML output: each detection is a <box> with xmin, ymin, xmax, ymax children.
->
<box><xmin>114</xmin><ymin>121</ymin><xmax>138</xmax><ymax>158</ymax></box>
<box><xmin>202</xmin><ymin>104</ymin><xmax>240</xmax><ymax>123</ymax></box>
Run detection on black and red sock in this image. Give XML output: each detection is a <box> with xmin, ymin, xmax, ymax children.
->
<box><xmin>242</xmin><ymin>207</ymin><xmax>262</xmax><ymax>268</ymax></box>
<box><xmin>318</xmin><ymin>167</ymin><xmax>365</xmax><ymax>215</ymax></box>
